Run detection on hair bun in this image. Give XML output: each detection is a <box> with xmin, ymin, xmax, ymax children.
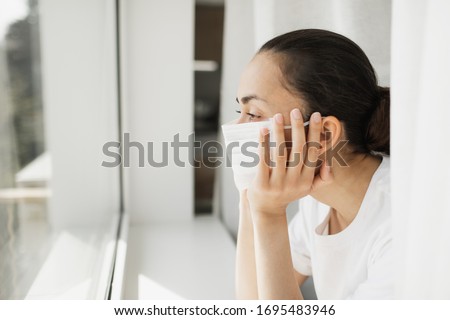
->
<box><xmin>365</xmin><ymin>86</ymin><xmax>390</xmax><ymax>155</ymax></box>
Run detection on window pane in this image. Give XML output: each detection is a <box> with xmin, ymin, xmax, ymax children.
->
<box><xmin>0</xmin><ymin>0</ymin><xmax>120</xmax><ymax>299</ymax></box>
<box><xmin>0</xmin><ymin>0</ymin><xmax>50</xmax><ymax>299</ymax></box>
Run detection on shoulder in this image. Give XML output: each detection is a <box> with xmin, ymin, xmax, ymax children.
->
<box><xmin>364</xmin><ymin>156</ymin><xmax>391</xmax><ymax>225</ymax></box>
<box><xmin>374</xmin><ymin>156</ymin><xmax>391</xmax><ymax>197</ymax></box>
<box><xmin>364</xmin><ymin>156</ymin><xmax>393</xmax><ymax>258</ymax></box>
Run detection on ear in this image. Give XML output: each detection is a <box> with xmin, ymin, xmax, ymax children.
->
<box><xmin>319</xmin><ymin>116</ymin><xmax>343</xmax><ymax>153</ymax></box>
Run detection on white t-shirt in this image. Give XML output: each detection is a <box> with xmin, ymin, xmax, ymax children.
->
<box><xmin>288</xmin><ymin>156</ymin><xmax>394</xmax><ymax>299</ymax></box>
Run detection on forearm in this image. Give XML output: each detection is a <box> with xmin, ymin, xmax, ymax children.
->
<box><xmin>235</xmin><ymin>195</ymin><xmax>259</xmax><ymax>299</ymax></box>
<box><xmin>253</xmin><ymin>213</ymin><xmax>303</xmax><ymax>300</ymax></box>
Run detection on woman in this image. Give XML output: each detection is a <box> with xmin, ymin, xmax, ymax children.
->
<box><xmin>233</xmin><ymin>29</ymin><xmax>392</xmax><ymax>299</ymax></box>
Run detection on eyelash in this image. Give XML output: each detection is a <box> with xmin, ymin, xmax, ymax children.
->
<box><xmin>235</xmin><ymin>110</ymin><xmax>262</xmax><ymax>121</ymax></box>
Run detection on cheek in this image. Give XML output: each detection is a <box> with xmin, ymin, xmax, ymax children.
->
<box><xmin>236</xmin><ymin>115</ymin><xmax>246</xmax><ymax>124</ymax></box>
<box><xmin>283</xmin><ymin>112</ymin><xmax>293</xmax><ymax>127</ymax></box>
<box><xmin>284</xmin><ymin>128</ymin><xmax>292</xmax><ymax>142</ymax></box>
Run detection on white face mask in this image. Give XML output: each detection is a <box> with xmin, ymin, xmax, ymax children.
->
<box><xmin>221</xmin><ymin>118</ymin><xmax>310</xmax><ymax>191</ymax></box>
<box><xmin>221</xmin><ymin>120</ymin><xmax>272</xmax><ymax>191</ymax></box>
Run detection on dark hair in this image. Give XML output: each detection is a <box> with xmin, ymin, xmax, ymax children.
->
<box><xmin>259</xmin><ymin>29</ymin><xmax>390</xmax><ymax>156</ymax></box>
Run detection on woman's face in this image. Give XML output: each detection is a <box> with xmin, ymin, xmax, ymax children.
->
<box><xmin>236</xmin><ymin>52</ymin><xmax>308</xmax><ymax>125</ymax></box>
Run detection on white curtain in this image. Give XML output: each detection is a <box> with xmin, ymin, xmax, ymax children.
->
<box><xmin>252</xmin><ymin>0</ymin><xmax>391</xmax><ymax>85</ymax></box>
<box><xmin>391</xmin><ymin>0</ymin><xmax>450</xmax><ymax>299</ymax></box>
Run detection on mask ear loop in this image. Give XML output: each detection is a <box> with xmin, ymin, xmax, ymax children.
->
<box><xmin>281</xmin><ymin>120</ymin><xmax>310</xmax><ymax>129</ymax></box>
<box><xmin>282</xmin><ymin>116</ymin><xmax>327</xmax><ymax>129</ymax></box>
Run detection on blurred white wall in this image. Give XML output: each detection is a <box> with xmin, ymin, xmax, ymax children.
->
<box><xmin>253</xmin><ymin>0</ymin><xmax>391</xmax><ymax>86</ymax></box>
<box><xmin>40</xmin><ymin>0</ymin><xmax>120</xmax><ymax>228</ymax></box>
<box><xmin>121</xmin><ymin>0</ymin><xmax>194</xmax><ymax>223</ymax></box>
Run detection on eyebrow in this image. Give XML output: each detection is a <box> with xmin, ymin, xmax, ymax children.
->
<box><xmin>236</xmin><ymin>95</ymin><xmax>267</xmax><ymax>105</ymax></box>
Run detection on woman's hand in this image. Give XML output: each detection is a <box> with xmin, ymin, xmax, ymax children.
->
<box><xmin>247</xmin><ymin>109</ymin><xmax>333</xmax><ymax>218</ymax></box>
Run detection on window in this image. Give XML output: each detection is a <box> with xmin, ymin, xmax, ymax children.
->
<box><xmin>0</xmin><ymin>0</ymin><xmax>120</xmax><ymax>299</ymax></box>
<box><xmin>0</xmin><ymin>0</ymin><xmax>48</xmax><ymax>299</ymax></box>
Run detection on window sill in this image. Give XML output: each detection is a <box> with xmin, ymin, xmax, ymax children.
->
<box><xmin>123</xmin><ymin>216</ymin><xmax>236</xmax><ymax>299</ymax></box>
<box><xmin>24</xmin><ymin>223</ymin><xmax>117</xmax><ymax>300</ymax></box>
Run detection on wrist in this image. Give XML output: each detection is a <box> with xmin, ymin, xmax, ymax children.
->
<box><xmin>251</xmin><ymin>209</ymin><xmax>287</xmax><ymax>227</ymax></box>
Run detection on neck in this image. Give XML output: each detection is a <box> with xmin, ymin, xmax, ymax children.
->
<box><xmin>311</xmin><ymin>153</ymin><xmax>382</xmax><ymax>231</ymax></box>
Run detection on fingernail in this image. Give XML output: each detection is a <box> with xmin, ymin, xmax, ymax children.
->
<box><xmin>312</xmin><ymin>112</ymin><xmax>321</xmax><ymax>123</ymax></box>
<box><xmin>275</xmin><ymin>113</ymin><xmax>283</xmax><ymax>124</ymax></box>
<box><xmin>292</xmin><ymin>108</ymin><xmax>301</xmax><ymax>120</ymax></box>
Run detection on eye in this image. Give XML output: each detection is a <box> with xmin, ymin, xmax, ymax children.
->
<box><xmin>235</xmin><ymin>110</ymin><xmax>262</xmax><ymax>121</ymax></box>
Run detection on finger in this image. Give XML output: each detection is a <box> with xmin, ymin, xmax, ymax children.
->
<box><xmin>271</xmin><ymin>113</ymin><xmax>288</xmax><ymax>182</ymax></box>
<box><xmin>302</xmin><ymin>112</ymin><xmax>322</xmax><ymax>177</ymax></box>
<box><xmin>287</xmin><ymin>108</ymin><xmax>306</xmax><ymax>171</ymax></box>
<box><xmin>257</xmin><ymin>127</ymin><xmax>270</xmax><ymax>182</ymax></box>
